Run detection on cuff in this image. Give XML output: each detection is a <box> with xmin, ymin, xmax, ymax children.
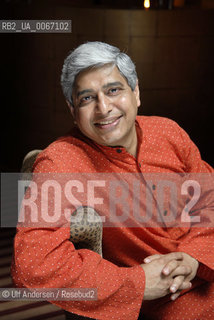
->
<box><xmin>119</xmin><ymin>265</ymin><xmax>145</xmax><ymax>320</ymax></box>
<box><xmin>196</xmin><ymin>262</ymin><xmax>214</xmax><ymax>281</ymax></box>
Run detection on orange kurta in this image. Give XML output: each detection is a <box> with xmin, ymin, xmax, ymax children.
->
<box><xmin>11</xmin><ymin>116</ymin><xmax>214</xmax><ymax>320</ymax></box>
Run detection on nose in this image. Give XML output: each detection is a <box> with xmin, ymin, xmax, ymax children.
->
<box><xmin>95</xmin><ymin>93</ymin><xmax>112</xmax><ymax>114</ymax></box>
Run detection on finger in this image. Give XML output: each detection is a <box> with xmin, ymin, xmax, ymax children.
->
<box><xmin>144</xmin><ymin>254</ymin><xmax>163</xmax><ymax>263</ymax></box>
<box><xmin>145</xmin><ymin>252</ymin><xmax>184</xmax><ymax>264</ymax></box>
<box><xmin>179</xmin><ymin>281</ymin><xmax>192</xmax><ymax>291</ymax></box>
<box><xmin>171</xmin><ymin>291</ymin><xmax>181</xmax><ymax>301</ymax></box>
<box><xmin>171</xmin><ymin>265</ymin><xmax>192</xmax><ymax>278</ymax></box>
<box><xmin>170</xmin><ymin>276</ymin><xmax>192</xmax><ymax>293</ymax></box>
<box><xmin>144</xmin><ymin>251</ymin><xmax>183</xmax><ymax>263</ymax></box>
<box><xmin>162</xmin><ymin>259</ymin><xmax>181</xmax><ymax>275</ymax></box>
<box><xmin>170</xmin><ymin>282</ymin><xmax>192</xmax><ymax>301</ymax></box>
<box><xmin>163</xmin><ymin>252</ymin><xmax>183</xmax><ymax>261</ymax></box>
<box><xmin>170</xmin><ymin>275</ymin><xmax>185</xmax><ymax>293</ymax></box>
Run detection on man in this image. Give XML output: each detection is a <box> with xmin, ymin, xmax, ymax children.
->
<box><xmin>12</xmin><ymin>42</ymin><xmax>214</xmax><ymax>319</ymax></box>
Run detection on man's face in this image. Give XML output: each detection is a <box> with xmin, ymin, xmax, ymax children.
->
<box><xmin>70</xmin><ymin>65</ymin><xmax>140</xmax><ymax>151</ymax></box>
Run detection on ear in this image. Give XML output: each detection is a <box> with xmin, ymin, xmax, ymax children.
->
<box><xmin>66</xmin><ymin>100</ymin><xmax>75</xmax><ymax>119</ymax></box>
<box><xmin>134</xmin><ymin>80</ymin><xmax>141</xmax><ymax>108</ymax></box>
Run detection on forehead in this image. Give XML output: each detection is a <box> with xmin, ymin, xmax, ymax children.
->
<box><xmin>73</xmin><ymin>65</ymin><xmax>128</xmax><ymax>92</ymax></box>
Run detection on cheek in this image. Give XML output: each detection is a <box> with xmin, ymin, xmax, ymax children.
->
<box><xmin>115</xmin><ymin>95</ymin><xmax>129</xmax><ymax>110</ymax></box>
<box><xmin>116</xmin><ymin>94</ymin><xmax>138</xmax><ymax>115</ymax></box>
<box><xmin>76</xmin><ymin>110</ymin><xmax>92</xmax><ymax>129</ymax></box>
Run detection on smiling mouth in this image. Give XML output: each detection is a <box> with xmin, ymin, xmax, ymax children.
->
<box><xmin>94</xmin><ymin>116</ymin><xmax>122</xmax><ymax>129</ymax></box>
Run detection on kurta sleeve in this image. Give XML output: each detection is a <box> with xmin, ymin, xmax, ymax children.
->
<box><xmin>11</xmin><ymin>151</ymin><xmax>145</xmax><ymax>320</ymax></box>
<box><xmin>173</xmin><ymin>123</ymin><xmax>214</xmax><ymax>282</ymax></box>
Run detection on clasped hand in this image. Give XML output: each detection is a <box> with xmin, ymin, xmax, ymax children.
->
<box><xmin>141</xmin><ymin>252</ymin><xmax>199</xmax><ymax>301</ymax></box>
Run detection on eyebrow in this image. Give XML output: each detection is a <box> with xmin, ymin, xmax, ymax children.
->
<box><xmin>102</xmin><ymin>81</ymin><xmax>124</xmax><ymax>89</ymax></box>
<box><xmin>77</xmin><ymin>89</ymin><xmax>94</xmax><ymax>98</ymax></box>
<box><xmin>76</xmin><ymin>81</ymin><xmax>124</xmax><ymax>98</ymax></box>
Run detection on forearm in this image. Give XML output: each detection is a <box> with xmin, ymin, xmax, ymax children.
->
<box><xmin>177</xmin><ymin>227</ymin><xmax>214</xmax><ymax>281</ymax></box>
<box><xmin>11</xmin><ymin>227</ymin><xmax>145</xmax><ymax>320</ymax></box>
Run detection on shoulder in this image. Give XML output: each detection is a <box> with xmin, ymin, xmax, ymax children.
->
<box><xmin>137</xmin><ymin>115</ymin><xmax>182</xmax><ymax>133</ymax></box>
<box><xmin>46</xmin><ymin>134</ymin><xmax>92</xmax><ymax>155</ymax></box>
<box><xmin>137</xmin><ymin>115</ymin><xmax>190</xmax><ymax>163</ymax></box>
<box><xmin>136</xmin><ymin>115</ymin><xmax>187</xmax><ymax>145</ymax></box>
<box><xmin>33</xmin><ymin>134</ymin><xmax>97</xmax><ymax>173</ymax></box>
<box><xmin>136</xmin><ymin>116</ymin><xmax>213</xmax><ymax>172</ymax></box>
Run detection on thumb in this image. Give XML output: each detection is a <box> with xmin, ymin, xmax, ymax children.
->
<box><xmin>144</xmin><ymin>254</ymin><xmax>163</xmax><ymax>263</ymax></box>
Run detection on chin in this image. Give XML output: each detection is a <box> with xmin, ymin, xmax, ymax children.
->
<box><xmin>104</xmin><ymin>141</ymin><xmax>123</xmax><ymax>148</ymax></box>
<box><xmin>99</xmin><ymin>133</ymin><xmax>124</xmax><ymax>146</ymax></box>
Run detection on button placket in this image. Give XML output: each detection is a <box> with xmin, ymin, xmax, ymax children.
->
<box><xmin>138</xmin><ymin>159</ymin><xmax>143</xmax><ymax>168</ymax></box>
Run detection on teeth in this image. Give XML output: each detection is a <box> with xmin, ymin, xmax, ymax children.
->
<box><xmin>98</xmin><ymin>120</ymin><xmax>115</xmax><ymax>125</ymax></box>
<box><xmin>96</xmin><ymin>118</ymin><xmax>119</xmax><ymax>125</ymax></box>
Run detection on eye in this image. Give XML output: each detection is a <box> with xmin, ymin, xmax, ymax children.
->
<box><xmin>82</xmin><ymin>95</ymin><xmax>92</xmax><ymax>102</ymax></box>
<box><xmin>79</xmin><ymin>95</ymin><xmax>94</xmax><ymax>106</ymax></box>
<box><xmin>108</xmin><ymin>87</ymin><xmax>120</xmax><ymax>95</ymax></box>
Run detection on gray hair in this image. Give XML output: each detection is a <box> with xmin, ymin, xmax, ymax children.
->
<box><xmin>61</xmin><ymin>41</ymin><xmax>138</xmax><ymax>105</ymax></box>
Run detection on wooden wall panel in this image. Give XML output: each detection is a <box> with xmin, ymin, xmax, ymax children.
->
<box><xmin>1</xmin><ymin>4</ymin><xmax>214</xmax><ymax>170</ymax></box>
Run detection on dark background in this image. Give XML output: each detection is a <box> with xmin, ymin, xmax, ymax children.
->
<box><xmin>1</xmin><ymin>0</ymin><xmax>214</xmax><ymax>172</ymax></box>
